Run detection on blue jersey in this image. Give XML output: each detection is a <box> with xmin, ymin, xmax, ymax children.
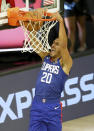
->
<box><xmin>35</xmin><ymin>56</ymin><xmax>68</xmax><ymax>99</ymax></box>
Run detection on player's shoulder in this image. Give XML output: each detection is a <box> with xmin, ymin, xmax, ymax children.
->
<box><xmin>39</xmin><ymin>52</ymin><xmax>50</xmax><ymax>61</ymax></box>
<box><xmin>42</xmin><ymin>54</ymin><xmax>50</xmax><ymax>61</ymax></box>
<box><xmin>60</xmin><ymin>57</ymin><xmax>73</xmax><ymax>75</ymax></box>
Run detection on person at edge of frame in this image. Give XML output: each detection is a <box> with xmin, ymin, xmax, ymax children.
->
<box><xmin>64</xmin><ymin>0</ymin><xmax>87</xmax><ymax>54</ymax></box>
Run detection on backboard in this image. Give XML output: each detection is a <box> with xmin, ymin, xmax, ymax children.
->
<box><xmin>21</xmin><ymin>0</ymin><xmax>60</xmax><ymax>12</ymax></box>
<box><xmin>0</xmin><ymin>0</ymin><xmax>60</xmax><ymax>25</ymax></box>
<box><xmin>41</xmin><ymin>0</ymin><xmax>60</xmax><ymax>13</ymax></box>
<box><xmin>0</xmin><ymin>0</ymin><xmax>61</xmax><ymax>50</ymax></box>
<box><xmin>0</xmin><ymin>0</ymin><xmax>62</xmax><ymax>73</ymax></box>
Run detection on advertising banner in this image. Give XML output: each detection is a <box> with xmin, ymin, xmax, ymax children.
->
<box><xmin>0</xmin><ymin>54</ymin><xmax>94</xmax><ymax>131</ymax></box>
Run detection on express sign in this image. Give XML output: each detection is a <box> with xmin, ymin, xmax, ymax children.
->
<box><xmin>0</xmin><ymin>73</ymin><xmax>94</xmax><ymax>124</ymax></box>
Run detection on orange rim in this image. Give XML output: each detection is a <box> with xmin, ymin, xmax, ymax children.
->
<box><xmin>8</xmin><ymin>8</ymin><xmax>56</xmax><ymax>22</ymax></box>
<box><xmin>18</xmin><ymin>11</ymin><xmax>56</xmax><ymax>22</ymax></box>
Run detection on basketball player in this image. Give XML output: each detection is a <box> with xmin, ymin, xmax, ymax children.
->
<box><xmin>29</xmin><ymin>10</ymin><xmax>73</xmax><ymax>131</ymax></box>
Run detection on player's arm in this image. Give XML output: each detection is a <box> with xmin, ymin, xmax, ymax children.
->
<box><xmin>54</xmin><ymin>12</ymin><xmax>73</xmax><ymax>75</ymax></box>
<box><xmin>59</xmin><ymin>16</ymin><xmax>73</xmax><ymax>75</ymax></box>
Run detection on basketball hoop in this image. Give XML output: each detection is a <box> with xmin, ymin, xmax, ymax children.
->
<box><xmin>7</xmin><ymin>8</ymin><xmax>58</xmax><ymax>53</ymax></box>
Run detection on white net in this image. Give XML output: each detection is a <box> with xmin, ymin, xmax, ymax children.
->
<box><xmin>19</xmin><ymin>19</ymin><xmax>58</xmax><ymax>53</ymax></box>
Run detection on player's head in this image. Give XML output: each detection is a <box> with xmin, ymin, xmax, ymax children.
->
<box><xmin>50</xmin><ymin>38</ymin><xmax>62</xmax><ymax>59</ymax></box>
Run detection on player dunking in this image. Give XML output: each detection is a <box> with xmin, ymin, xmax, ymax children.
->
<box><xmin>29</xmin><ymin>10</ymin><xmax>73</xmax><ymax>131</ymax></box>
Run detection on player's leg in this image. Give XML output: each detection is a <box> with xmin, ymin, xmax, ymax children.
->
<box><xmin>28</xmin><ymin>98</ymin><xmax>48</xmax><ymax>131</ymax></box>
<box><xmin>29</xmin><ymin>120</ymin><xmax>47</xmax><ymax>131</ymax></box>
<box><xmin>64</xmin><ymin>1</ymin><xmax>76</xmax><ymax>54</ymax></box>
<box><xmin>76</xmin><ymin>0</ymin><xmax>87</xmax><ymax>52</ymax></box>
<box><xmin>76</xmin><ymin>15</ymin><xmax>86</xmax><ymax>52</ymax></box>
<box><xmin>64</xmin><ymin>15</ymin><xmax>76</xmax><ymax>54</ymax></box>
<box><xmin>47</xmin><ymin>102</ymin><xmax>62</xmax><ymax>131</ymax></box>
<box><xmin>47</xmin><ymin>120</ymin><xmax>62</xmax><ymax>131</ymax></box>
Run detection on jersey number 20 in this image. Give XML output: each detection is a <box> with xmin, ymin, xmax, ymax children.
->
<box><xmin>41</xmin><ymin>72</ymin><xmax>52</xmax><ymax>84</ymax></box>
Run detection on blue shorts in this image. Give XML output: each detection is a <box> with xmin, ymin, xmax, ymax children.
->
<box><xmin>29</xmin><ymin>96</ymin><xmax>62</xmax><ymax>131</ymax></box>
<box><xmin>64</xmin><ymin>1</ymin><xmax>86</xmax><ymax>17</ymax></box>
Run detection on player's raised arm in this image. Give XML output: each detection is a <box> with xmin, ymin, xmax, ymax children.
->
<box><xmin>53</xmin><ymin>12</ymin><xmax>73</xmax><ymax>75</ymax></box>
